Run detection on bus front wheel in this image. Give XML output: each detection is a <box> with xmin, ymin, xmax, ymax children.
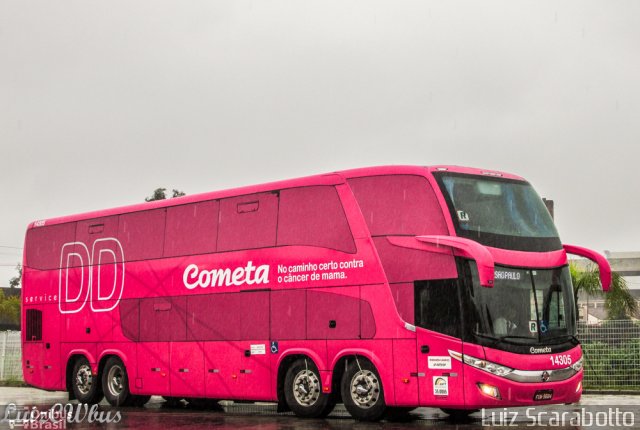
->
<box><xmin>71</xmin><ymin>356</ymin><xmax>104</xmax><ymax>404</ymax></box>
<box><xmin>284</xmin><ymin>358</ymin><xmax>335</xmax><ymax>418</ymax></box>
<box><xmin>340</xmin><ymin>357</ymin><xmax>386</xmax><ymax>421</ymax></box>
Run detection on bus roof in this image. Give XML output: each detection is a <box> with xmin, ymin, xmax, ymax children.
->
<box><xmin>27</xmin><ymin>165</ymin><xmax>525</xmax><ymax>228</ymax></box>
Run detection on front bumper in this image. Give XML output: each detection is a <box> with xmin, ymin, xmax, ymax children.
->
<box><xmin>464</xmin><ymin>366</ymin><xmax>583</xmax><ymax>408</ymax></box>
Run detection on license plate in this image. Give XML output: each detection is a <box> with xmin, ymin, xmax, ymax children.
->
<box><xmin>533</xmin><ymin>389</ymin><xmax>553</xmax><ymax>401</ymax></box>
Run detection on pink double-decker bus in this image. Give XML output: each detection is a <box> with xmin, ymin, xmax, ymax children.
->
<box><xmin>21</xmin><ymin>165</ymin><xmax>611</xmax><ymax>421</ymax></box>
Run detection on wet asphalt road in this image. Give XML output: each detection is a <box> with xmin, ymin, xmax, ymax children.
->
<box><xmin>1</xmin><ymin>388</ymin><xmax>640</xmax><ymax>429</ymax></box>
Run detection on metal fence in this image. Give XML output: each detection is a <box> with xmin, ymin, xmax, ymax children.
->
<box><xmin>0</xmin><ymin>331</ymin><xmax>22</xmax><ymax>382</ymax></box>
<box><xmin>1</xmin><ymin>324</ymin><xmax>639</xmax><ymax>392</ymax></box>
<box><xmin>578</xmin><ymin>320</ymin><xmax>640</xmax><ymax>392</ymax></box>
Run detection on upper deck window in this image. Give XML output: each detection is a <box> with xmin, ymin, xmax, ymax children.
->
<box><xmin>348</xmin><ymin>175</ymin><xmax>448</xmax><ymax>236</ymax></box>
<box><xmin>25</xmin><ymin>223</ymin><xmax>76</xmax><ymax>270</ymax></box>
<box><xmin>118</xmin><ymin>208</ymin><xmax>166</xmax><ymax>261</ymax></box>
<box><xmin>434</xmin><ymin>173</ymin><xmax>561</xmax><ymax>252</ymax></box>
<box><xmin>164</xmin><ymin>200</ymin><xmax>219</xmax><ymax>257</ymax></box>
<box><xmin>277</xmin><ymin>186</ymin><xmax>355</xmax><ymax>253</ymax></box>
<box><xmin>218</xmin><ymin>192</ymin><xmax>278</xmax><ymax>252</ymax></box>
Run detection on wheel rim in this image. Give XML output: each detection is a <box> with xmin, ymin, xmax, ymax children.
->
<box><xmin>76</xmin><ymin>364</ymin><xmax>93</xmax><ymax>395</ymax></box>
<box><xmin>350</xmin><ymin>369</ymin><xmax>380</xmax><ymax>409</ymax></box>
<box><xmin>107</xmin><ymin>364</ymin><xmax>125</xmax><ymax>397</ymax></box>
<box><xmin>292</xmin><ymin>369</ymin><xmax>321</xmax><ymax>407</ymax></box>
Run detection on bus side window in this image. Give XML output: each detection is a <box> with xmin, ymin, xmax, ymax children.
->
<box><xmin>414</xmin><ymin>279</ymin><xmax>462</xmax><ymax>339</ymax></box>
<box><xmin>139</xmin><ymin>297</ymin><xmax>187</xmax><ymax>341</ymax></box>
<box><xmin>186</xmin><ymin>292</ymin><xmax>269</xmax><ymax>341</ymax></box>
<box><xmin>348</xmin><ymin>175</ymin><xmax>448</xmax><ymax>236</ymax></box>
<box><xmin>25</xmin><ymin>309</ymin><xmax>43</xmax><ymax>341</ymax></box>
<box><xmin>118</xmin><ymin>208</ymin><xmax>166</xmax><ymax>262</ymax></box>
<box><xmin>75</xmin><ymin>216</ymin><xmax>119</xmax><ymax>250</ymax></box>
<box><xmin>164</xmin><ymin>200</ymin><xmax>219</xmax><ymax>257</ymax></box>
<box><xmin>277</xmin><ymin>186</ymin><xmax>356</xmax><ymax>253</ymax></box>
<box><xmin>25</xmin><ymin>222</ymin><xmax>77</xmax><ymax>270</ymax></box>
<box><xmin>218</xmin><ymin>193</ymin><xmax>278</xmax><ymax>252</ymax></box>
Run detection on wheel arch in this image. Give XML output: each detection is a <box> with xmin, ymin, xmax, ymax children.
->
<box><xmin>65</xmin><ymin>351</ymin><xmax>96</xmax><ymax>400</ymax></box>
<box><xmin>275</xmin><ymin>350</ymin><xmax>325</xmax><ymax>412</ymax></box>
<box><xmin>97</xmin><ymin>351</ymin><xmax>129</xmax><ymax>387</ymax></box>
<box><xmin>330</xmin><ymin>349</ymin><xmax>395</xmax><ymax>406</ymax></box>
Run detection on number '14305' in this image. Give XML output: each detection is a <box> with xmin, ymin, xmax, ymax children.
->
<box><xmin>549</xmin><ymin>355</ymin><xmax>572</xmax><ymax>366</ymax></box>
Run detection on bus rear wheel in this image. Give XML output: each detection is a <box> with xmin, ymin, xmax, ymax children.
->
<box><xmin>102</xmin><ymin>356</ymin><xmax>146</xmax><ymax>407</ymax></box>
<box><xmin>71</xmin><ymin>356</ymin><xmax>104</xmax><ymax>404</ymax></box>
<box><xmin>284</xmin><ymin>358</ymin><xmax>335</xmax><ymax>418</ymax></box>
<box><xmin>340</xmin><ymin>358</ymin><xmax>386</xmax><ymax>421</ymax></box>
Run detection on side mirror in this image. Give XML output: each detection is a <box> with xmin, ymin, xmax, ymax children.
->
<box><xmin>563</xmin><ymin>244</ymin><xmax>612</xmax><ymax>292</ymax></box>
<box><xmin>387</xmin><ymin>235</ymin><xmax>495</xmax><ymax>287</ymax></box>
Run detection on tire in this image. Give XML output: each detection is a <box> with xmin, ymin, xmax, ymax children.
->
<box><xmin>284</xmin><ymin>358</ymin><xmax>335</xmax><ymax>418</ymax></box>
<box><xmin>440</xmin><ymin>408</ymin><xmax>478</xmax><ymax>420</ymax></box>
<box><xmin>340</xmin><ymin>357</ymin><xmax>386</xmax><ymax>421</ymax></box>
<box><xmin>71</xmin><ymin>356</ymin><xmax>104</xmax><ymax>404</ymax></box>
<box><xmin>102</xmin><ymin>356</ymin><xmax>133</xmax><ymax>406</ymax></box>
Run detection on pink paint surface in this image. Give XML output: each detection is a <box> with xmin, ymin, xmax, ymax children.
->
<box><xmin>22</xmin><ymin>166</ymin><xmax>600</xmax><ymax>411</ymax></box>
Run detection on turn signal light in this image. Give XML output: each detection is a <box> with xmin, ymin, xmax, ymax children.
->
<box><xmin>576</xmin><ymin>381</ymin><xmax>582</xmax><ymax>393</ymax></box>
<box><xmin>477</xmin><ymin>383</ymin><xmax>501</xmax><ymax>400</ymax></box>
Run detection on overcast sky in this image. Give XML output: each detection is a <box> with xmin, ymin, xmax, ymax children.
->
<box><xmin>1</xmin><ymin>1</ymin><xmax>639</xmax><ymax>287</ymax></box>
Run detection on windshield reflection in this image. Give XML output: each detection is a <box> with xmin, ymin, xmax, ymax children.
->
<box><xmin>462</xmin><ymin>263</ymin><xmax>576</xmax><ymax>346</ymax></box>
<box><xmin>434</xmin><ymin>173</ymin><xmax>562</xmax><ymax>252</ymax></box>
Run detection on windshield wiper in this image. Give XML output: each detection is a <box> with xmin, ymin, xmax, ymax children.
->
<box><xmin>497</xmin><ymin>335</ymin><xmax>536</xmax><ymax>342</ymax></box>
<box><xmin>473</xmin><ymin>333</ymin><xmax>535</xmax><ymax>346</ymax></box>
<box><xmin>543</xmin><ymin>334</ymin><xmax>580</xmax><ymax>344</ymax></box>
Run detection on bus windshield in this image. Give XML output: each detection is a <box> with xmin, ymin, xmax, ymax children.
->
<box><xmin>434</xmin><ymin>173</ymin><xmax>561</xmax><ymax>252</ymax></box>
<box><xmin>463</xmin><ymin>263</ymin><xmax>577</xmax><ymax>345</ymax></box>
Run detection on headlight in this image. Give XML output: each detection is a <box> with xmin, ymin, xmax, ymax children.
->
<box><xmin>571</xmin><ymin>357</ymin><xmax>584</xmax><ymax>372</ymax></box>
<box><xmin>478</xmin><ymin>383</ymin><xmax>502</xmax><ymax>399</ymax></box>
<box><xmin>449</xmin><ymin>350</ymin><xmax>514</xmax><ymax>377</ymax></box>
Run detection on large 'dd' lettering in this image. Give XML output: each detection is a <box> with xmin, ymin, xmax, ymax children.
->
<box><xmin>58</xmin><ymin>238</ymin><xmax>125</xmax><ymax>314</ymax></box>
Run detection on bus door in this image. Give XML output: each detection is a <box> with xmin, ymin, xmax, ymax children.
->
<box><xmin>204</xmin><ymin>341</ymin><xmax>271</xmax><ymax>400</ymax></box>
<box><xmin>41</xmin><ymin>310</ymin><xmax>62</xmax><ymax>390</ymax></box>
<box><xmin>414</xmin><ymin>279</ymin><xmax>465</xmax><ymax>407</ymax></box>
<box><xmin>235</xmin><ymin>341</ymin><xmax>272</xmax><ymax>401</ymax></box>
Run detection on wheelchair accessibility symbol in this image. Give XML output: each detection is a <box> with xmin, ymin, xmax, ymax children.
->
<box><xmin>539</xmin><ymin>321</ymin><xmax>548</xmax><ymax>334</ymax></box>
<box><xmin>270</xmin><ymin>341</ymin><xmax>279</xmax><ymax>354</ymax></box>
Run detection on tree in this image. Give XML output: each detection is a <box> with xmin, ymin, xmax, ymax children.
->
<box><xmin>9</xmin><ymin>264</ymin><xmax>21</xmax><ymax>289</ymax></box>
<box><xmin>0</xmin><ymin>289</ymin><xmax>20</xmax><ymax>328</ymax></box>
<box><xmin>571</xmin><ymin>262</ymin><xmax>638</xmax><ymax>320</ymax></box>
<box><xmin>145</xmin><ymin>188</ymin><xmax>186</xmax><ymax>202</ymax></box>
<box><xmin>145</xmin><ymin>188</ymin><xmax>168</xmax><ymax>202</ymax></box>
